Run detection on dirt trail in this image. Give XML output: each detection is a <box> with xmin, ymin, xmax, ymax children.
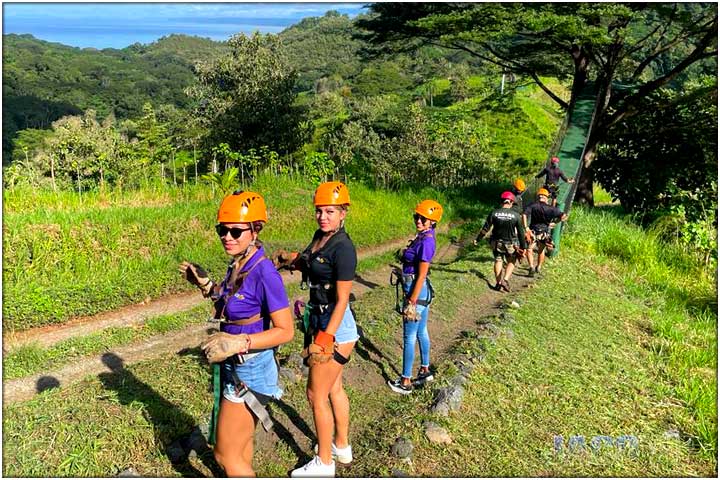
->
<box><xmin>4</xmin><ymin>235</ymin><xmax>419</xmax><ymax>353</ymax></box>
<box><xmin>256</xmin><ymin>242</ymin><xmax>536</xmax><ymax>467</ymax></box>
<box><xmin>2</xmin><ymin>233</ymin><xmax>442</xmax><ymax>405</ymax></box>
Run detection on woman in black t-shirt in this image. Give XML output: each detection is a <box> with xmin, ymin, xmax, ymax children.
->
<box><xmin>290</xmin><ymin>181</ymin><xmax>360</xmax><ymax>478</ymax></box>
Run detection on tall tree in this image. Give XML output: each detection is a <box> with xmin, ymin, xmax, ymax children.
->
<box><xmin>358</xmin><ymin>3</ymin><xmax>717</xmax><ymax>204</ymax></box>
<box><xmin>187</xmin><ymin>32</ymin><xmax>309</xmax><ymax>156</ymax></box>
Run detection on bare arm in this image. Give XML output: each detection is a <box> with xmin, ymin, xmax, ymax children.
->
<box><xmin>409</xmin><ymin>261</ymin><xmax>430</xmax><ymax>304</ymax></box>
<box><xmin>247</xmin><ymin>307</ymin><xmax>294</xmax><ymax>350</ymax></box>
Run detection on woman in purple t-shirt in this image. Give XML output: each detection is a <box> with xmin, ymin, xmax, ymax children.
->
<box><xmin>179</xmin><ymin>190</ymin><xmax>294</xmax><ymax>477</ymax></box>
<box><xmin>388</xmin><ymin>200</ymin><xmax>443</xmax><ymax>395</ymax></box>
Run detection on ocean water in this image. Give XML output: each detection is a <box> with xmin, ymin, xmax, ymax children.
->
<box><xmin>2</xmin><ymin>3</ymin><xmax>364</xmax><ymax>49</ymax></box>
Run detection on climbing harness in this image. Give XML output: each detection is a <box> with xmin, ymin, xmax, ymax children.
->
<box><xmin>390</xmin><ymin>268</ymin><xmax>435</xmax><ymax>317</ymax></box>
<box><xmin>294</xmin><ymin>299</ymin><xmax>353</xmax><ymax>366</ymax></box>
<box><xmin>206</xmin><ymin>253</ymin><xmax>277</xmax><ymax>444</ymax></box>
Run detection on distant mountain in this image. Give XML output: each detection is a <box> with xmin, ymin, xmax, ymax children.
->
<box><xmin>2</xmin><ymin>33</ymin><xmax>228</xmax><ymax>156</ymax></box>
<box><xmin>278</xmin><ymin>10</ymin><xmax>364</xmax><ymax>92</ymax></box>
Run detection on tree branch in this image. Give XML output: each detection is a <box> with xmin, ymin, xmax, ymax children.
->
<box><xmin>528</xmin><ymin>71</ymin><xmax>569</xmax><ymax>109</ymax></box>
<box><xmin>607</xmin><ymin>20</ymin><xmax>718</xmax><ymax>127</ymax></box>
<box><xmin>446</xmin><ymin>40</ymin><xmax>516</xmax><ymax>70</ymax></box>
<box><xmin>630</xmin><ymin>14</ymin><xmax>717</xmax><ymax>81</ymax></box>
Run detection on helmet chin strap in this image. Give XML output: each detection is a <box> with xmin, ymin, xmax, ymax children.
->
<box><xmin>233</xmin><ymin>235</ymin><xmax>259</xmax><ymax>265</ymax></box>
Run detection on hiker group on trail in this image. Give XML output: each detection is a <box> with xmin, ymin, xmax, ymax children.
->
<box><xmin>535</xmin><ymin>156</ymin><xmax>574</xmax><ymax>207</ymax></box>
<box><xmin>472</xmin><ymin>167</ymin><xmax>570</xmax><ymax>290</ymax></box>
<box><xmin>179</xmin><ymin>160</ymin><xmax>569</xmax><ymax>476</ymax></box>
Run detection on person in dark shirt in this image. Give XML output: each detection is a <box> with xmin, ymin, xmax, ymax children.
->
<box><xmin>287</xmin><ymin>181</ymin><xmax>360</xmax><ymax>478</ymax></box>
<box><xmin>474</xmin><ymin>191</ymin><xmax>528</xmax><ymax>292</ymax></box>
<box><xmin>523</xmin><ymin>188</ymin><xmax>568</xmax><ymax>276</ymax></box>
<box><xmin>510</xmin><ymin>178</ymin><xmax>527</xmax><ymax>215</ymax></box>
<box><xmin>535</xmin><ymin>156</ymin><xmax>574</xmax><ymax>206</ymax></box>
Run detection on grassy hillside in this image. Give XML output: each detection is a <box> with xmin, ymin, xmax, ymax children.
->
<box><xmin>2</xmin><ymin>33</ymin><xmax>226</xmax><ymax>157</ymax></box>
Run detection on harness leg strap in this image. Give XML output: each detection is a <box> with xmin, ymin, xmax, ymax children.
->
<box><xmin>333</xmin><ymin>349</ymin><xmax>350</xmax><ymax>365</ymax></box>
<box><xmin>209</xmin><ymin>363</ymin><xmax>221</xmax><ymax>445</ymax></box>
<box><xmin>228</xmin><ymin>360</ymin><xmax>275</xmax><ymax>432</ymax></box>
<box><xmin>241</xmin><ymin>389</ymin><xmax>274</xmax><ymax>432</ymax></box>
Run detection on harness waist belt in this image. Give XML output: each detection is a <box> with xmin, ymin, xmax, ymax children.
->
<box><xmin>307</xmin><ymin>302</ymin><xmax>332</xmax><ymax>314</ymax></box>
<box><xmin>221</xmin><ymin>313</ymin><xmax>262</xmax><ymax>326</ymax></box>
<box><xmin>235</xmin><ymin>350</ymin><xmax>263</xmax><ymax>364</ymax></box>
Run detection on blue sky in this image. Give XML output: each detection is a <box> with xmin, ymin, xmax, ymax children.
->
<box><xmin>2</xmin><ymin>2</ymin><xmax>367</xmax><ymax>49</ymax></box>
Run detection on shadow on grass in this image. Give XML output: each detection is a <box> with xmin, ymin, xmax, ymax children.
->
<box><xmin>355</xmin><ymin>326</ymin><xmax>401</xmax><ymax>382</ymax></box>
<box><xmin>99</xmin><ymin>352</ymin><xmax>222</xmax><ymax>477</ymax></box>
<box><xmin>354</xmin><ymin>274</ymin><xmax>381</xmax><ymax>290</ymax></box>
<box><xmin>269</xmin><ymin>400</ymin><xmax>315</xmax><ymax>470</ymax></box>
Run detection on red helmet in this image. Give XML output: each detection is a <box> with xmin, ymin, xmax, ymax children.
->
<box><xmin>500</xmin><ymin>191</ymin><xmax>515</xmax><ymax>203</ymax></box>
<box><xmin>551</xmin><ymin>156</ymin><xmax>560</xmax><ymax>164</ymax></box>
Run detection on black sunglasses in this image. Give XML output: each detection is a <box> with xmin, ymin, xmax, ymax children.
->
<box><xmin>215</xmin><ymin>224</ymin><xmax>251</xmax><ymax>239</ymax></box>
<box><xmin>413</xmin><ymin>213</ymin><xmax>429</xmax><ymax>223</ymax></box>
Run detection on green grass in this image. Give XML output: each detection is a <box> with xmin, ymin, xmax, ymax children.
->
<box><xmin>3</xmin><ymin>307</ymin><xmax>209</xmax><ymax>380</ymax></box>
<box><xmin>384</xmin><ymin>246</ymin><xmax>715</xmax><ymax>476</ymax></box>
<box><xmin>593</xmin><ymin>184</ymin><xmax>615</xmax><ymax>205</ymax></box>
<box><xmin>563</xmin><ymin>206</ymin><xmax>717</xmax><ymax>460</ymax></box>
<box><xmin>3</xmin><ymin>173</ymin><xmax>454</xmax><ymax>331</ymax></box>
<box><xmin>2</xmin><ymin>213</ymin><xmax>715</xmax><ymax>476</ymax></box>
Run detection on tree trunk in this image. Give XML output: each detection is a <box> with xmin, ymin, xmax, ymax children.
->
<box><xmin>50</xmin><ymin>154</ymin><xmax>57</xmax><ymax>192</ymax></box>
<box><xmin>568</xmin><ymin>45</ymin><xmax>590</xmax><ymax>114</ymax></box>
<box><xmin>574</xmin><ymin>142</ymin><xmax>598</xmax><ymax>206</ymax></box>
<box><xmin>76</xmin><ymin>164</ymin><xmax>82</xmax><ymax>195</ymax></box>
<box><xmin>193</xmin><ymin>144</ymin><xmax>198</xmax><ymax>184</ymax></box>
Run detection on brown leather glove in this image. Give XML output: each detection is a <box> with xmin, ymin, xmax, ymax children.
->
<box><xmin>525</xmin><ymin>230</ymin><xmax>534</xmax><ymax>244</ymax></box>
<box><xmin>402</xmin><ymin>301</ymin><xmax>420</xmax><ymax>321</ymax></box>
<box><xmin>271</xmin><ymin>249</ymin><xmax>299</xmax><ymax>270</ymax></box>
<box><xmin>301</xmin><ymin>330</ymin><xmax>334</xmax><ymax>367</ymax></box>
<box><xmin>201</xmin><ymin>332</ymin><xmax>250</xmax><ymax>363</ymax></box>
<box><xmin>179</xmin><ymin>261</ymin><xmax>214</xmax><ymax>296</ymax></box>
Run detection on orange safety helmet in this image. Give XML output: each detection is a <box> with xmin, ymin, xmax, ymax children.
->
<box><xmin>513</xmin><ymin>178</ymin><xmax>526</xmax><ymax>192</ymax></box>
<box><xmin>415</xmin><ymin>199</ymin><xmax>443</xmax><ymax>222</ymax></box>
<box><xmin>217</xmin><ymin>190</ymin><xmax>268</xmax><ymax>223</ymax></box>
<box><xmin>313</xmin><ymin>181</ymin><xmax>351</xmax><ymax>206</ymax></box>
<box><xmin>537</xmin><ymin>188</ymin><xmax>550</xmax><ymax>197</ymax></box>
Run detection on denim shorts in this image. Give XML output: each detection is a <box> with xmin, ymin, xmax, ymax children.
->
<box><xmin>221</xmin><ymin>349</ymin><xmax>282</xmax><ymax>403</ymax></box>
<box><xmin>334</xmin><ymin>305</ymin><xmax>360</xmax><ymax>344</ymax></box>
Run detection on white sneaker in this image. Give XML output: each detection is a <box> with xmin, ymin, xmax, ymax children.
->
<box><xmin>314</xmin><ymin>442</ymin><xmax>353</xmax><ymax>464</ymax></box>
<box><xmin>291</xmin><ymin>455</ymin><xmax>335</xmax><ymax>478</ymax></box>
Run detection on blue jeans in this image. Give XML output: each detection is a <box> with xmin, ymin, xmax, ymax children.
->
<box><xmin>402</xmin><ymin>279</ymin><xmax>431</xmax><ymax>379</ymax></box>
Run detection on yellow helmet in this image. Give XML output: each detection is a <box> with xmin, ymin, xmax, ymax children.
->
<box><xmin>313</xmin><ymin>181</ymin><xmax>350</xmax><ymax>206</ymax></box>
<box><xmin>217</xmin><ymin>190</ymin><xmax>268</xmax><ymax>223</ymax></box>
<box><xmin>513</xmin><ymin>178</ymin><xmax>526</xmax><ymax>192</ymax></box>
<box><xmin>415</xmin><ymin>199</ymin><xmax>443</xmax><ymax>222</ymax></box>
<box><xmin>537</xmin><ymin>188</ymin><xmax>550</xmax><ymax>197</ymax></box>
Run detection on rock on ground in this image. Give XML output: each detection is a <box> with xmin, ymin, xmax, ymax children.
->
<box><xmin>390</xmin><ymin>437</ymin><xmax>413</xmax><ymax>459</ymax></box>
<box><xmin>431</xmin><ymin>385</ymin><xmax>464</xmax><ymax>416</ymax></box>
<box><xmin>424</xmin><ymin>422</ymin><xmax>452</xmax><ymax>444</ymax></box>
